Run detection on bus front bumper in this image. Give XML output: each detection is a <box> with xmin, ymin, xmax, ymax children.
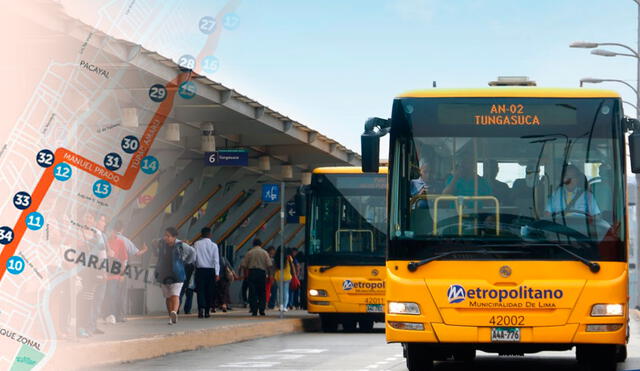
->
<box><xmin>386</xmin><ymin>321</ymin><xmax>626</xmax><ymax>345</ymax></box>
<box><xmin>308</xmin><ymin>301</ymin><xmax>385</xmax><ymax>315</ymax></box>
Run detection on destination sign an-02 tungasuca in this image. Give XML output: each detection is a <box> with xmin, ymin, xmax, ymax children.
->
<box><xmin>437</xmin><ymin>102</ymin><xmax>577</xmax><ymax>127</ymax></box>
<box><xmin>204</xmin><ymin>150</ymin><xmax>248</xmax><ymax>166</ymax></box>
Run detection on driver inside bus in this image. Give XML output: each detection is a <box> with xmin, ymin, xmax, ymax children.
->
<box><xmin>545</xmin><ymin>164</ymin><xmax>601</xmax><ymax>216</ymax></box>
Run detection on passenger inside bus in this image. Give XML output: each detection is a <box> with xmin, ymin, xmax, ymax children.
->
<box><xmin>512</xmin><ymin>164</ymin><xmax>539</xmax><ymax>196</ymax></box>
<box><xmin>511</xmin><ymin>163</ymin><xmax>547</xmax><ymax>218</ymax></box>
<box><xmin>410</xmin><ymin>164</ymin><xmax>428</xmax><ymax>195</ymax></box>
<box><xmin>482</xmin><ymin>160</ymin><xmax>511</xmax><ymax>205</ymax></box>
<box><xmin>410</xmin><ymin>161</ymin><xmax>444</xmax><ymax>209</ymax></box>
<box><xmin>545</xmin><ymin>164</ymin><xmax>601</xmax><ymax>216</ymax></box>
<box><xmin>442</xmin><ymin>156</ymin><xmax>492</xmax><ymax>197</ymax></box>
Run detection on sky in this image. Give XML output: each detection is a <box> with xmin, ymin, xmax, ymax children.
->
<box><xmin>61</xmin><ymin>0</ymin><xmax>639</xmax><ymax>156</ymax></box>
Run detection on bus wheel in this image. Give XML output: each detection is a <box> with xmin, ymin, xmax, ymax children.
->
<box><xmin>358</xmin><ymin>319</ymin><xmax>374</xmax><ymax>332</ymax></box>
<box><xmin>342</xmin><ymin>319</ymin><xmax>357</xmax><ymax>332</ymax></box>
<box><xmin>320</xmin><ymin>315</ymin><xmax>338</xmax><ymax>333</ymax></box>
<box><xmin>576</xmin><ymin>345</ymin><xmax>617</xmax><ymax>371</ymax></box>
<box><xmin>406</xmin><ymin>343</ymin><xmax>433</xmax><ymax>371</ymax></box>
<box><xmin>615</xmin><ymin>345</ymin><xmax>627</xmax><ymax>362</ymax></box>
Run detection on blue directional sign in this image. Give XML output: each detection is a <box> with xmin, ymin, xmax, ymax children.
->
<box><xmin>286</xmin><ymin>200</ymin><xmax>299</xmax><ymax>224</ymax></box>
<box><xmin>262</xmin><ymin>184</ymin><xmax>280</xmax><ymax>203</ymax></box>
<box><xmin>205</xmin><ymin>150</ymin><xmax>249</xmax><ymax>166</ymax></box>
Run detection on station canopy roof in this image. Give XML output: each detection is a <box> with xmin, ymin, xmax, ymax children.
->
<box><xmin>29</xmin><ymin>1</ymin><xmax>361</xmax><ymax>182</ymax></box>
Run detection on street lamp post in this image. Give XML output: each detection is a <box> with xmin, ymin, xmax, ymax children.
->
<box><xmin>570</xmin><ymin>41</ymin><xmax>640</xmax><ymax>115</ymax></box>
<box><xmin>579</xmin><ymin>79</ymin><xmax>640</xmax><ymax>112</ymax></box>
<box><xmin>571</xmin><ymin>2</ymin><xmax>640</xmax><ymax>308</ymax></box>
<box><xmin>579</xmin><ymin>78</ymin><xmax>638</xmax><ymax>95</ymax></box>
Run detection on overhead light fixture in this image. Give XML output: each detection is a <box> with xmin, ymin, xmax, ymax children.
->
<box><xmin>591</xmin><ymin>49</ymin><xmax>618</xmax><ymax>57</ymax></box>
<box><xmin>569</xmin><ymin>41</ymin><xmax>598</xmax><ymax>49</ymax></box>
<box><xmin>165</xmin><ymin>123</ymin><xmax>180</xmax><ymax>141</ymax></box>
<box><xmin>281</xmin><ymin>164</ymin><xmax>293</xmax><ymax>179</ymax></box>
<box><xmin>301</xmin><ymin>172</ymin><xmax>312</xmax><ymax>185</ymax></box>
<box><xmin>580</xmin><ymin>77</ymin><xmax>603</xmax><ymax>84</ymax></box>
<box><xmin>122</xmin><ymin>107</ymin><xmax>139</xmax><ymax>128</ymax></box>
<box><xmin>259</xmin><ymin>156</ymin><xmax>271</xmax><ymax>171</ymax></box>
<box><xmin>201</xmin><ymin>122</ymin><xmax>215</xmax><ymax>152</ymax></box>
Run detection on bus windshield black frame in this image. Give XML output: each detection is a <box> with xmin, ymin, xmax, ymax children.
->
<box><xmin>388</xmin><ymin>97</ymin><xmax>627</xmax><ymax>262</ymax></box>
<box><xmin>306</xmin><ymin>173</ymin><xmax>387</xmax><ymax>266</ymax></box>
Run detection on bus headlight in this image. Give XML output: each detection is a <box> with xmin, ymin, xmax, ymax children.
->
<box><xmin>309</xmin><ymin>289</ymin><xmax>328</xmax><ymax>297</ymax></box>
<box><xmin>591</xmin><ymin>304</ymin><xmax>624</xmax><ymax>317</ymax></box>
<box><xmin>388</xmin><ymin>302</ymin><xmax>420</xmax><ymax>315</ymax></box>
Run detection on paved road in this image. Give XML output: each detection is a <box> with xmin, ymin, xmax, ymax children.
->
<box><xmin>100</xmin><ymin>323</ymin><xmax>640</xmax><ymax>371</ymax></box>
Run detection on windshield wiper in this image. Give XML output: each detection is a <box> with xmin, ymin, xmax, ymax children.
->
<box><xmin>407</xmin><ymin>249</ymin><xmax>527</xmax><ymax>272</ymax></box>
<box><xmin>481</xmin><ymin>242</ymin><xmax>600</xmax><ymax>273</ymax></box>
<box><xmin>319</xmin><ymin>265</ymin><xmax>337</xmax><ymax>273</ymax></box>
<box><xmin>529</xmin><ymin>243</ymin><xmax>600</xmax><ymax>273</ymax></box>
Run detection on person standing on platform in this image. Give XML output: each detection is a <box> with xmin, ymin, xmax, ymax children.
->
<box><xmin>105</xmin><ymin>221</ymin><xmax>128</xmax><ymax>325</ymax></box>
<box><xmin>239</xmin><ymin>239</ymin><xmax>272</xmax><ymax>316</ymax></box>
<box><xmin>92</xmin><ymin>214</ymin><xmax>109</xmax><ymax>332</ymax></box>
<box><xmin>287</xmin><ymin>248</ymin><xmax>301</xmax><ymax>310</ymax></box>
<box><xmin>110</xmin><ymin>221</ymin><xmax>148</xmax><ymax>323</ymax></box>
<box><xmin>107</xmin><ymin>220</ymin><xmax>149</xmax><ymax>323</ymax></box>
<box><xmin>274</xmin><ymin>247</ymin><xmax>294</xmax><ymax>312</ymax></box>
<box><xmin>76</xmin><ymin>212</ymin><xmax>106</xmax><ymax>337</ymax></box>
<box><xmin>265</xmin><ymin>246</ymin><xmax>276</xmax><ymax>308</ymax></box>
<box><xmin>153</xmin><ymin>227</ymin><xmax>195</xmax><ymax>325</ymax></box>
<box><xmin>216</xmin><ymin>252</ymin><xmax>236</xmax><ymax>312</ymax></box>
<box><xmin>193</xmin><ymin>227</ymin><xmax>220</xmax><ymax>318</ymax></box>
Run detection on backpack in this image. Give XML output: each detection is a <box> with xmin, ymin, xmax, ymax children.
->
<box><xmin>155</xmin><ymin>242</ymin><xmax>191</xmax><ymax>284</ymax></box>
<box><xmin>172</xmin><ymin>247</ymin><xmax>186</xmax><ymax>282</ymax></box>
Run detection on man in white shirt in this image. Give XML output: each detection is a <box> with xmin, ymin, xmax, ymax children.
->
<box><xmin>193</xmin><ymin>227</ymin><xmax>220</xmax><ymax>318</ymax></box>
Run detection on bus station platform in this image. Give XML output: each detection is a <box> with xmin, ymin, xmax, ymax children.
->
<box><xmin>49</xmin><ymin>310</ymin><xmax>319</xmax><ymax>370</ymax></box>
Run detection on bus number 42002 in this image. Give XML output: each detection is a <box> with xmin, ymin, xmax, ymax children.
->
<box><xmin>489</xmin><ymin>315</ymin><xmax>525</xmax><ymax>326</ymax></box>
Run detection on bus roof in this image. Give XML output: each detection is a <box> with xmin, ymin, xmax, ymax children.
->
<box><xmin>313</xmin><ymin>166</ymin><xmax>388</xmax><ymax>174</ymax></box>
<box><xmin>397</xmin><ymin>87</ymin><xmax>621</xmax><ymax>99</ymax></box>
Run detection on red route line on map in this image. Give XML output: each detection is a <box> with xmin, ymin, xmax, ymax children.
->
<box><xmin>0</xmin><ymin>0</ymin><xmax>240</xmax><ymax>282</ymax></box>
<box><xmin>0</xmin><ymin>76</ymin><xmax>183</xmax><ymax>281</ymax></box>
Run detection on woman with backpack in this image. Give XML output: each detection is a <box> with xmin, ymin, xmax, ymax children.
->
<box><xmin>153</xmin><ymin>227</ymin><xmax>195</xmax><ymax>325</ymax></box>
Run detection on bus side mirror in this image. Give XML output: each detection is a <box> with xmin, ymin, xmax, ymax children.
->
<box><xmin>295</xmin><ymin>187</ymin><xmax>307</xmax><ymax>217</ymax></box>
<box><xmin>630</xmin><ymin>131</ymin><xmax>640</xmax><ymax>173</ymax></box>
<box><xmin>361</xmin><ymin>133</ymin><xmax>380</xmax><ymax>173</ymax></box>
<box><xmin>361</xmin><ymin>117</ymin><xmax>390</xmax><ymax>173</ymax></box>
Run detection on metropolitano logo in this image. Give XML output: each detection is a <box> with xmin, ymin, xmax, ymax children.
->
<box><xmin>447</xmin><ymin>284</ymin><xmax>466</xmax><ymax>304</ymax></box>
<box><xmin>342</xmin><ymin>280</ymin><xmax>354</xmax><ymax>291</ymax></box>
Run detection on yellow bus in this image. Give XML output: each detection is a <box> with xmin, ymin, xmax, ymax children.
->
<box><xmin>360</xmin><ymin>87</ymin><xmax>638</xmax><ymax>370</ymax></box>
<box><xmin>306</xmin><ymin>167</ymin><xmax>387</xmax><ymax>332</ymax></box>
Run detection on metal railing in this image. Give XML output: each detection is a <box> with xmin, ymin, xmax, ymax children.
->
<box><xmin>410</xmin><ymin>194</ymin><xmax>500</xmax><ymax>236</ymax></box>
<box><xmin>335</xmin><ymin>229</ymin><xmax>374</xmax><ymax>252</ymax></box>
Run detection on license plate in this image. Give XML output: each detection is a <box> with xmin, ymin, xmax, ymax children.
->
<box><xmin>491</xmin><ymin>327</ymin><xmax>520</xmax><ymax>342</ymax></box>
<box><xmin>366</xmin><ymin>304</ymin><xmax>383</xmax><ymax>313</ymax></box>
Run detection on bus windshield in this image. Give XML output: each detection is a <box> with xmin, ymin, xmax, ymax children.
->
<box><xmin>307</xmin><ymin>173</ymin><xmax>387</xmax><ymax>265</ymax></box>
<box><xmin>389</xmin><ymin>97</ymin><xmax>626</xmax><ymax>262</ymax></box>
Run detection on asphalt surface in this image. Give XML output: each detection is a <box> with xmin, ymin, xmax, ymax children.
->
<box><xmin>96</xmin><ymin>321</ymin><xmax>640</xmax><ymax>370</ymax></box>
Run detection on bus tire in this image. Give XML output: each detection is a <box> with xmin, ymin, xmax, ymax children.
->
<box><xmin>358</xmin><ymin>319</ymin><xmax>374</xmax><ymax>332</ymax></box>
<box><xmin>405</xmin><ymin>343</ymin><xmax>433</xmax><ymax>371</ymax></box>
<box><xmin>342</xmin><ymin>318</ymin><xmax>357</xmax><ymax>332</ymax></box>
<box><xmin>576</xmin><ymin>344</ymin><xmax>617</xmax><ymax>371</ymax></box>
<box><xmin>615</xmin><ymin>344</ymin><xmax>627</xmax><ymax>362</ymax></box>
<box><xmin>320</xmin><ymin>315</ymin><xmax>338</xmax><ymax>333</ymax></box>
